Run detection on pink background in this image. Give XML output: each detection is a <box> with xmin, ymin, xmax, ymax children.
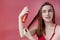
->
<box><xmin>0</xmin><ymin>0</ymin><xmax>60</xmax><ymax>40</ymax></box>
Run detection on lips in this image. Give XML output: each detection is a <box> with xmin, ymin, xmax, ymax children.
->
<box><xmin>45</xmin><ymin>16</ymin><xmax>51</xmax><ymax>19</ymax></box>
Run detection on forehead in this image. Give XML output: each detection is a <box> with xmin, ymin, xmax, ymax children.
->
<box><xmin>42</xmin><ymin>5</ymin><xmax>53</xmax><ymax>11</ymax></box>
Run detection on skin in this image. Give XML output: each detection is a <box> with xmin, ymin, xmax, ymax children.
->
<box><xmin>41</xmin><ymin>5</ymin><xmax>60</xmax><ymax>40</ymax></box>
<box><xmin>42</xmin><ymin>5</ymin><xmax>53</xmax><ymax>23</ymax></box>
<box><xmin>18</xmin><ymin>6</ymin><xmax>60</xmax><ymax>40</ymax></box>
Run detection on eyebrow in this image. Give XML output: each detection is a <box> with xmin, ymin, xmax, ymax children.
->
<box><xmin>48</xmin><ymin>9</ymin><xmax>53</xmax><ymax>12</ymax></box>
<box><xmin>42</xmin><ymin>8</ymin><xmax>53</xmax><ymax>12</ymax></box>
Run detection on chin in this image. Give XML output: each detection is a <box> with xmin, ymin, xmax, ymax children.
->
<box><xmin>44</xmin><ymin>19</ymin><xmax>52</xmax><ymax>22</ymax></box>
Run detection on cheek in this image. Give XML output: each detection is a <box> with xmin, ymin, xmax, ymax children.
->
<box><xmin>42</xmin><ymin>13</ymin><xmax>45</xmax><ymax>19</ymax></box>
<box><xmin>50</xmin><ymin>12</ymin><xmax>53</xmax><ymax>19</ymax></box>
<box><xmin>42</xmin><ymin>12</ymin><xmax>54</xmax><ymax>20</ymax></box>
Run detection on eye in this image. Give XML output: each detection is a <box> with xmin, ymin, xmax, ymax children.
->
<box><xmin>42</xmin><ymin>10</ymin><xmax>46</xmax><ymax>13</ymax></box>
<box><xmin>48</xmin><ymin>9</ymin><xmax>53</xmax><ymax>12</ymax></box>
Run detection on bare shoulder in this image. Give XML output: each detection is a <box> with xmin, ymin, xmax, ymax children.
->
<box><xmin>55</xmin><ymin>24</ymin><xmax>60</xmax><ymax>39</ymax></box>
<box><xmin>56</xmin><ymin>24</ymin><xmax>60</xmax><ymax>29</ymax></box>
<box><xmin>55</xmin><ymin>24</ymin><xmax>60</xmax><ymax>33</ymax></box>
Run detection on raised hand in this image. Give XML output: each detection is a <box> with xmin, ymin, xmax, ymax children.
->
<box><xmin>18</xmin><ymin>6</ymin><xmax>29</xmax><ymax>23</ymax></box>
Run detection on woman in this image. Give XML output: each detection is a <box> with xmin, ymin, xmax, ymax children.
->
<box><xmin>18</xmin><ymin>2</ymin><xmax>60</xmax><ymax>40</ymax></box>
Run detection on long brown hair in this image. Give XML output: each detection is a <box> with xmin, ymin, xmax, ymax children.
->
<box><xmin>36</xmin><ymin>2</ymin><xmax>55</xmax><ymax>37</ymax></box>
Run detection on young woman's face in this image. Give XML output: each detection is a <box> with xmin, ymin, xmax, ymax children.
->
<box><xmin>42</xmin><ymin>5</ymin><xmax>53</xmax><ymax>22</ymax></box>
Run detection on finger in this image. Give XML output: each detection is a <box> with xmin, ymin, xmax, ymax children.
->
<box><xmin>25</xmin><ymin>28</ymin><xmax>29</xmax><ymax>33</ymax></box>
<box><xmin>18</xmin><ymin>8</ymin><xmax>29</xmax><ymax>17</ymax></box>
<box><xmin>22</xmin><ymin>6</ymin><xmax>28</xmax><ymax>13</ymax></box>
<box><xmin>25</xmin><ymin>29</ymin><xmax>27</xmax><ymax>32</ymax></box>
<box><xmin>24</xmin><ymin>6</ymin><xmax>28</xmax><ymax>11</ymax></box>
<box><xmin>23</xmin><ymin>28</ymin><xmax>27</xmax><ymax>35</ymax></box>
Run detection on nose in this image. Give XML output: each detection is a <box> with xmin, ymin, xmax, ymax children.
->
<box><xmin>46</xmin><ymin>11</ymin><xmax>49</xmax><ymax>16</ymax></box>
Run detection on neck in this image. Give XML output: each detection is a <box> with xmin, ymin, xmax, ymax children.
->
<box><xmin>45</xmin><ymin>21</ymin><xmax>54</xmax><ymax>28</ymax></box>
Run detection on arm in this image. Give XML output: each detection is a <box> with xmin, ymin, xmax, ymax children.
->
<box><xmin>18</xmin><ymin>17</ymin><xmax>24</xmax><ymax>37</ymax></box>
<box><xmin>18</xmin><ymin>6</ymin><xmax>36</xmax><ymax>40</ymax></box>
<box><xmin>18</xmin><ymin>18</ymin><xmax>36</xmax><ymax>40</ymax></box>
<box><xmin>18</xmin><ymin>6</ymin><xmax>29</xmax><ymax>37</ymax></box>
